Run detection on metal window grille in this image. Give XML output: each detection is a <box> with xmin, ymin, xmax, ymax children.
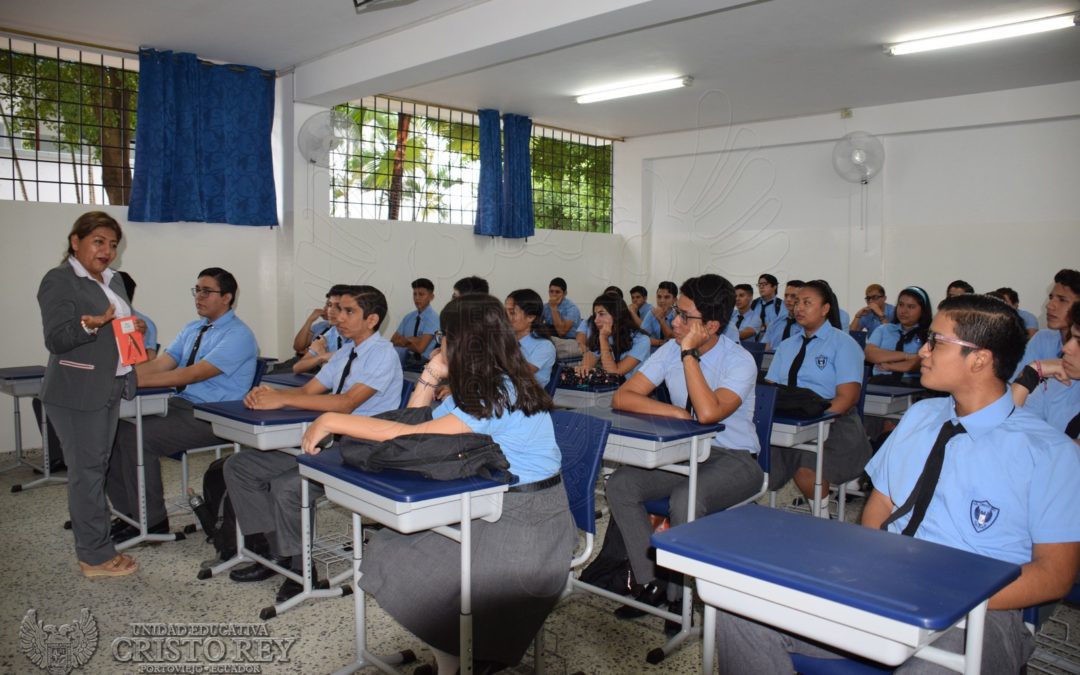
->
<box><xmin>330</xmin><ymin>96</ymin><xmax>613</xmax><ymax>232</ymax></box>
<box><xmin>0</xmin><ymin>37</ymin><xmax>138</xmax><ymax>206</ymax></box>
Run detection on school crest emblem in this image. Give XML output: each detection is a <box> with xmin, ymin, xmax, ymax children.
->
<box><xmin>815</xmin><ymin>355</ymin><xmax>827</xmax><ymax>370</ymax></box>
<box><xmin>970</xmin><ymin>500</ymin><xmax>1000</xmax><ymax>533</ymax></box>
<box><xmin>20</xmin><ymin>608</ymin><xmax>98</xmax><ymax>674</ymax></box>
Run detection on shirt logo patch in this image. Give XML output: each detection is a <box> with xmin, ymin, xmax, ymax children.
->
<box><xmin>815</xmin><ymin>355</ymin><xmax>828</xmax><ymax>370</ymax></box>
<box><xmin>970</xmin><ymin>500</ymin><xmax>1000</xmax><ymax>533</ymax></box>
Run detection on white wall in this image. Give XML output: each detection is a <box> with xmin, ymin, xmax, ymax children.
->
<box><xmin>615</xmin><ymin>81</ymin><xmax>1080</xmax><ymax>316</ymax></box>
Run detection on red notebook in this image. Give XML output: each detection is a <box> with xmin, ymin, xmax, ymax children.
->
<box><xmin>113</xmin><ymin>316</ymin><xmax>148</xmax><ymax>366</ymax></box>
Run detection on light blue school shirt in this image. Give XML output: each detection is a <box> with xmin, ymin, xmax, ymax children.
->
<box><xmin>722</xmin><ymin>318</ymin><xmax>741</xmax><ymax>345</ymax></box>
<box><xmin>133</xmin><ymin>309</ymin><xmax>157</xmax><ymax>353</ymax></box>
<box><xmin>395</xmin><ymin>305</ymin><xmax>440</xmax><ymax>360</ymax></box>
<box><xmin>1018</xmin><ymin>309</ymin><xmax>1039</xmax><ymax>331</ymax></box>
<box><xmin>590</xmin><ymin>332</ymin><xmax>652</xmax><ymax>378</ymax></box>
<box><xmin>434</xmin><ymin>392</ymin><xmax>560</xmax><ymax>485</ymax></box>
<box><xmin>1025</xmin><ymin>378</ymin><xmax>1080</xmax><ymax>438</ymax></box>
<box><xmin>541</xmin><ymin>298</ymin><xmax>581</xmax><ymax>338</ymax></box>
<box><xmin>838</xmin><ymin>309</ymin><xmax>850</xmax><ymax>328</ymax></box>
<box><xmin>641</xmin><ymin>308</ymin><xmax>675</xmax><ymax>341</ymax></box>
<box><xmin>854</xmin><ymin>303</ymin><xmax>895</xmax><ymax>334</ymax></box>
<box><xmin>1014</xmin><ymin>329</ymin><xmax>1064</xmax><ymax>380</ymax></box>
<box><xmin>519</xmin><ymin>334</ymin><xmax>556</xmax><ymax>387</ymax></box>
<box><xmin>636</xmin><ymin>337</ymin><xmax>759</xmax><ymax>454</ymax></box>
<box><xmin>315</xmin><ymin>332</ymin><xmax>402</xmax><ymax>414</ymax></box>
<box><xmin>165</xmin><ymin>310</ymin><xmax>258</xmax><ymax>404</ymax></box>
<box><xmin>732</xmin><ymin>307</ymin><xmax>762</xmax><ymax>337</ymax></box>
<box><xmin>765</xmin><ymin>321</ymin><xmax>863</xmax><ymax>400</ymax></box>
<box><xmin>751</xmin><ymin>296</ymin><xmax>786</xmax><ymax>331</ymax></box>
<box><xmin>867</xmin><ymin>323</ymin><xmax>923</xmax><ymax>378</ymax></box>
<box><xmin>763</xmin><ymin>315</ymin><xmax>802</xmax><ymax>350</ymax></box>
<box><xmin>575</xmin><ymin>318</ymin><xmax>591</xmax><ymax>339</ymax></box>
<box><xmin>866</xmin><ymin>392</ymin><xmax>1080</xmax><ymax>565</ymax></box>
<box><xmin>637</xmin><ymin>302</ymin><xmax>654</xmax><ymax>320</ymax></box>
<box><xmin>309</xmin><ymin>322</ymin><xmax>345</xmax><ymax>354</ymax></box>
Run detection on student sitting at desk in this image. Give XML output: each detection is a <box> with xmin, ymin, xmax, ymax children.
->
<box><xmin>505</xmin><ymin>288</ymin><xmax>556</xmax><ymax>388</ymax></box>
<box><xmin>390</xmin><ymin>277</ymin><xmax>439</xmax><ymax>367</ymax></box>
<box><xmin>762</xmin><ymin>280</ymin><xmax>804</xmax><ymax>350</ymax></box>
<box><xmin>224</xmin><ymin>285</ymin><xmax>402</xmax><ymax>602</ymax></box>
<box><xmin>576</xmin><ymin>293</ymin><xmax>652</xmax><ymax>379</ymax></box>
<box><xmin>864</xmin><ymin>285</ymin><xmax>932</xmax><ymax>385</ymax></box>
<box><xmin>607</xmin><ymin>273</ymin><xmax>761</xmax><ymax>617</ymax></box>
<box><xmin>1012</xmin><ymin>269</ymin><xmax>1080</xmax><ymax>380</ymax></box>
<box><xmin>849</xmin><ymin>283</ymin><xmax>895</xmax><ymax>334</ymax></box>
<box><xmin>642</xmin><ymin>280</ymin><xmax>678</xmax><ymax>347</ymax></box>
<box><xmin>291</xmin><ymin>284</ymin><xmax>349</xmax><ymax>374</ymax></box>
<box><xmin>993</xmin><ymin>286</ymin><xmax>1040</xmax><ymax>338</ymax></box>
<box><xmin>732</xmin><ymin>283</ymin><xmax>763</xmax><ymax>342</ymax></box>
<box><xmin>291</xmin><ymin>283</ymin><xmax>346</xmax><ymax>355</ymax></box>
<box><xmin>628</xmin><ymin>284</ymin><xmax>653</xmax><ymax>331</ymax></box>
<box><xmin>717</xmin><ymin>293</ymin><xmax>1080</xmax><ymax>673</ymax></box>
<box><xmin>751</xmin><ymin>273</ymin><xmax>785</xmax><ymax>341</ymax></box>
<box><xmin>300</xmin><ymin>294</ymin><xmax>572</xmax><ymax>675</ymax></box>
<box><xmin>764</xmin><ymin>279</ymin><xmax>871</xmax><ymax>513</ymax></box>
<box><xmin>108</xmin><ymin>267</ymin><xmax>258</xmax><ymax>541</ymax></box>
<box><xmin>1012</xmin><ymin>300</ymin><xmax>1080</xmax><ymax>441</ymax></box>
<box><xmin>542</xmin><ymin>276</ymin><xmax>583</xmax><ymax>355</ymax></box>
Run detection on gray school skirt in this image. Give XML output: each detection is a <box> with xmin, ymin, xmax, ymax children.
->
<box><xmin>359</xmin><ymin>480</ymin><xmax>575</xmax><ymax>665</ymax></box>
<box><xmin>768</xmin><ymin>409</ymin><xmax>872</xmax><ymax>491</ymax></box>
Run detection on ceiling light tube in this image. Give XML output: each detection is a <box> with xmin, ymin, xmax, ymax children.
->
<box><xmin>576</xmin><ymin>76</ymin><xmax>692</xmax><ymax>104</ymax></box>
<box><xmin>886</xmin><ymin>13</ymin><xmax>1078</xmax><ymax>56</ymax></box>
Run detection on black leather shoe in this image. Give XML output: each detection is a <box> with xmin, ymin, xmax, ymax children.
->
<box><xmin>275</xmin><ymin>567</ymin><xmax>321</xmax><ymax>603</ymax></box>
<box><xmin>613</xmin><ymin>582</ymin><xmax>667</xmax><ymax>619</ymax></box>
<box><xmin>110</xmin><ymin>517</ymin><xmax>133</xmax><ymax>538</ymax></box>
<box><xmin>111</xmin><ymin>518</ymin><xmax>170</xmax><ymax>543</ymax></box>
<box><xmin>664</xmin><ymin>600</ymin><xmax>690</xmax><ymax>636</ymax></box>
<box><xmin>229</xmin><ymin>555</ymin><xmax>289</xmax><ymax>583</ymax></box>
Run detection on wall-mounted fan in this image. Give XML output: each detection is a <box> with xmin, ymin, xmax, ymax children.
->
<box><xmin>832</xmin><ymin>131</ymin><xmax>885</xmax><ymax>185</ymax></box>
<box><xmin>297</xmin><ymin>111</ymin><xmax>358</xmax><ymax>169</ymax></box>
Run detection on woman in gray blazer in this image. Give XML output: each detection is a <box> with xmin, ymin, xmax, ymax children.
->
<box><xmin>38</xmin><ymin>211</ymin><xmax>141</xmax><ymax>578</ymax></box>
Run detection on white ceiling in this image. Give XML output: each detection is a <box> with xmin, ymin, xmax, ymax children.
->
<box><xmin>2</xmin><ymin>0</ymin><xmax>1078</xmax><ymax>138</ymax></box>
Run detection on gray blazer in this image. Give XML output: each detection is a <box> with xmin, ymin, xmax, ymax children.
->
<box><xmin>37</xmin><ymin>262</ymin><xmax>138</xmax><ymax>411</ymax></box>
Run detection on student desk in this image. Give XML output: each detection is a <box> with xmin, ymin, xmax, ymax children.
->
<box><xmin>553</xmin><ymin>381</ymin><xmax>619</xmax><ymax>409</ymax></box>
<box><xmin>297</xmin><ymin>448</ymin><xmax>511</xmax><ymax>675</ymax></box>
<box><xmin>113</xmin><ymin>387</ymin><xmax>185</xmax><ymax>549</ymax></box>
<box><xmin>770</xmin><ymin>412</ymin><xmax>840</xmax><ymax>518</ymax></box>
<box><xmin>653</xmin><ymin>505</ymin><xmax>1021</xmax><ymax>675</ymax></box>
<box><xmin>1</xmin><ymin>365</ymin><xmax>66</xmax><ymax>492</ymax></box>
<box><xmin>262</xmin><ymin>372</ymin><xmax>315</xmax><ymax>390</ymax></box>
<box><xmin>192</xmin><ymin>401</ymin><xmax>347</xmax><ymax>619</ymax></box>
<box><xmin>576</xmin><ymin>407</ymin><xmax>723</xmax><ymax>663</ymax></box>
<box><xmin>761</xmin><ymin>350</ymin><xmax>774</xmax><ymax>372</ymax></box>
<box><xmin>864</xmin><ymin>383</ymin><xmax>924</xmax><ymax>419</ymax></box>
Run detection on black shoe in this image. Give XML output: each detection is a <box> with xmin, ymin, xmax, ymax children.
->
<box><xmin>613</xmin><ymin>582</ymin><xmax>667</xmax><ymax>619</ymax></box>
<box><xmin>664</xmin><ymin>600</ymin><xmax>690</xmax><ymax>636</ymax></box>
<box><xmin>275</xmin><ymin>576</ymin><xmax>304</xmax><ymax>603</ymax></box>
<box><xmin>33</xmin><ymin>459</ymin><xmax>67</xmax><ymax>475</ymax></box>
<box><xmin>110</xmin><ymin>517</ymin><xmax>133</xmax><ymax>538</ymax></box>
<box><xmin>229</xmin><ymin>555</ymin><xmax>289</xmax><ymax>583</ymax></box>
<box><xmin>111</xmin><ymin>518</ymin><xmax>170</xmax><ymax>543</ymax></box>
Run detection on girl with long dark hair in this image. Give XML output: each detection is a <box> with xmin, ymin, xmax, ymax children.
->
<box><xmin>577</xmin><ymin>293</ymin><xmax>651</xmax><ymax>378</ymax></box>
<box><xmin>865</xmin><ymin>285</ymin><xmax>932</xmax><ymax>384</ymax></box>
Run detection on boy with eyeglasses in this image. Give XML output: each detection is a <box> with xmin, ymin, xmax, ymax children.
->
<box><xmin>107</xmin><ymin>267</ymin><xmax>258</xmax><ymax>541</ymax></box>
<box><xmin>849</xmin><ymin>283</ymin><xmax>895</xmax><ymax>333</ymax></box>
<box><xmin>716</xmin><ymin>293</ymin><xmax>1080</xmax><ymax>673</ymax></box>
<box><xmin>751</xmin><ymin>274</ymin><xmax>785</xmax><ymax>340</ymax></box>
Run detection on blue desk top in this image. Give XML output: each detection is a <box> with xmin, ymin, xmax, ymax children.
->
<box><xmin>0</xmin><ymin>365</ymin><xmax>46</xmax><ymax>380</ymax></box>
<box><xmin>652</xmin><ymin>505</ymin><xmax>1020</xmax><ymax>630</ymax></box>
<box><xmin>866</xmin><ymin>384</ymin><xmax>925</xmax><ymax>397</ymax></box>
<box><xmin>772</xmin><ymin>411</ymin><xmax>840</xmax><ymax>427</ymax></box>
<box><xmin>193</xmin><ymin>400</ymin><xmax>322</xmax><ymax>426</ymax></box>
<box><xmin>585</xmin><ymin>407</ymin><xmax>723</xmax><ymax>442</ymax></box>
<box><xmin>297</xmin><ymin>447</ymin><xmax>514</xmax><ymax>503</ymax></box>
<box><xmin>262</xmin><ymin>372</ymin><xmax>315</xmax><ymax>388</ymax></box>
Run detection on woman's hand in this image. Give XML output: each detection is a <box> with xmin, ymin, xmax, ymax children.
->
<box><xmin>132</xmin><ymin>317</ymin><xmax>148</xmax><ymax>334</ymax></box>
<box><xmin>301</xmin><ymin>416</ymin><xmax>332</xmax><ymax>455</ymax></box>
<box><xmin>425</xmin><ymin>349</ymin><xmax>449</xmax><ymax>380</ymax></box>
<box><xmin>598</xmin><ymin>322</ymin><xmax>613</xmax><ymax>341</ymax></box>
<box><xmin>81</xmin><ymin>304</ymin><xmax>116</xmax><ymax>331</ymax></box>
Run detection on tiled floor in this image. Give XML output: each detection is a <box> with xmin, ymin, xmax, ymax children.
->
<box><xmin>1</xmin><ymin>448</ymin><xmax>1076</xmax><ymax>674</ymax></box>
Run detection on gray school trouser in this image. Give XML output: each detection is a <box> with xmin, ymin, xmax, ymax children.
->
<box><xmin>715</xmin><ymin>608</ymin><xmax>1033</xmax><ymax>674</ymax></box>
<box><xmin>605</xmin><ymin>447</ymin><xmax>763</xmax><ymax>585</ymax></box>
<box><xmin>46</xmin><ymin>377</ymin><xmax>126</xmax><ymax>565</ymax></box>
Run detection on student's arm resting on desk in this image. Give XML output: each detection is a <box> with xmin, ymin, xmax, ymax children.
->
<box><xmin>292</xmin><ymin>336</ymin><xmax>332</xmax><ymax>373</ymax></box>
<box><xmin>302</xmin><ymin>410</ymin><xmax>469</xmax><ymax>454</ymax></box>
<box><xmin>576</xmin><ymin>351</ymin><xmax>599</xmax><ymax>376</ymax></box>
<box><xmin>613</xmin><ymin>373</ymin><xmax>691</xmax><ymax>420</ymax></box>
<box><xmin>864</xmin><ymin>343</ymin><xmax>919</xmax><ymax>367</ymax></box>
<box><xmin>136</xmin><ymin>355</ymin><xmax>221</xmax><ymax>388</ymax></box>
<box><xmin>244</xmin><ymin>379</ymin><xmax>376</xmax><ymax>413</ymax></box>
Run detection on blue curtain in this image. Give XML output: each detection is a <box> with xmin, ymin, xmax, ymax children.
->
<box><xmin>500</xmin><ymin>114</ymin><xmax>535</xmax><ymax>239</ymax></box>
<box><xmin>129</xmin><ymin>49</ymin><xmax>277</xmax><ymax>226</ymax></box>
<box><xmin>473</xmin><ymin>108</ymin><xmax>502</xmax><ymax>236</ymax></box>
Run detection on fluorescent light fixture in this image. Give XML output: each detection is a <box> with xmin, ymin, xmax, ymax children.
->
<box><xmin>885</xmin><ymin>13</ymin><xmax>1078</xmax><ymax>55</ymax></box>
<box><xmin>576</xmin><ymin>76</ymin><xmax>692</xmax><ymax>104</ymax></box>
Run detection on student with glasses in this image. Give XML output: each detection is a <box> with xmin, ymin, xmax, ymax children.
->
<box><xmin>1012</xmin><ymin>300</ymin><xmax>1080</xmax><ymax>441</ymax></box>
<box><xmin>849</xmin><ymin>283</ymin><xmax>895</xmax><ymax>334</ymax></box>
<box><xmin>606</xmin><ymin>274</ymin><xmax>761</xmax><ymax>619</ymax></box>
<box><xmin>224</xmin><ymin>285</ymin><xmax>402</xmax><ymax>603</ymax></box>
<box><xmin>717</xmin><ymin>293</ymin><xmax>1080</xmax><ymax>673</ymax></box>
<box><xmin>765</xmin><ymin>279</ymin><xmax>871</xmax><ymax>513</ymax></box>
<box><xmin>576</xmin><ymin>293</ymin><xmax>652</xmax><ymax>379</ymax></box>
<box><xmin>107</xmin><ymin>268</ymin><xmax>258</xmax><ymax>543</ymax></box>
<box><xmin>864</xmin><ymin>286</ymin><xmax>933</xmax><ymax>385</ymax></box>
<box><xmin>751</xmin><ymin>273</ymin><xmax>785</xmax><ymax>340</ymax></box>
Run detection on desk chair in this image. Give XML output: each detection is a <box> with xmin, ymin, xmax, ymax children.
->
<box><xmin>399</xmin><ymin>378</ymin><xmax>416</xmax><ymax>408</ymax></box>
<box><xmin>545</xmin><ymin>363</ymin><xmax>562</xmax><ymax>398</ymax></box>
<box><xmin>1025</xmin><ymin>582</ymin><xmax>1080</xmax><ymax>672</ymax></box>
<box><xmin>849</xmin><ymin>330</ymin><xmax>868</xmax><ymax>349</ymax></box>
<box><xmin>533</xmin><ymin>410</ymin><xmax>611</xmax><ymax>674</ymax></box>
<box><xmin>741</xmin><ymin>340</ymin><xmax>766</xmax><ymax>370</ymax></box>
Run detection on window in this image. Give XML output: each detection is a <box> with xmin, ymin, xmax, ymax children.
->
<box><xmin>330</xmin><ymin>96</ymin><xmax>613</xmax><ymax>232</ymax></box>
<box><xmin>0</xmin><ymin>37</ymin><xmax>138</xmax><ymax>205</ymax></box>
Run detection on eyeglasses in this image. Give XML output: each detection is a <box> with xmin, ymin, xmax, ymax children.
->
<box><xmin>673</xmin><ymin>308</ymin><xmax>703</xmax><ymax>322</ymax></box>
<box><xmin>865</xmin><ymin>294</ymin><xmax>884</xmax><ymax>302</ymax></box>
<box><xmin>191</xmin><ymin>287</ymin><xmax>224</xmax><ymax>298</ymax></box>
<box><xmin>926</xmin><ymin>332</ymin><xmax>982</xmax><ymax>352</ymax></box>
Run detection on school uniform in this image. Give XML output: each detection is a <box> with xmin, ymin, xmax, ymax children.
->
<box><xmin>1013</xmin><ymin>329</ymin><xmax>1064</xmax><ymax>380</ymax></box>
<box><xmin>641</xmin><ymin>308</ymin><xmax>675</xmax><ymax>341</ymax></box>
<box><xmin>763</xmin><ymin>314</ymin><xmax>802</xmax><ymax>350</ymax></box>
<box><xmin>394</xmin><ymin>304</ymin><xmax>439</xmax><ymax>364</ymax></box>
<box><xmin>732</xmin><ymin>307</ymin><xmax>762</xmax><ymax>338</ymax></box>
<box><xmin>1025</xmin><ymin>378</ymin><xmax>1080</xmax><ymax>439</ymax></box>
<box><xmin>855</xmin><ymin>303</ymin><xmax>895</xmax><ymax>333</ymax></box>
<box><xmin>589</xmin><ymin>332</ymin><xmax>652</xmax><ymax>377</ymax></box>
<box><xmin>751</xmin><ymin>296</ymin><xmax>785</xmax><ymax>338</ymax></box>
<box><xmin>606</xmin><ymin>337</ymin><xmax>762</xmax><ymax>584</ymax></box>
<box><xmin>541</xmin><ymin>298</ymin><xmax>581</xmax><ymax>338</ymax></box>
<box><xmin>519</xmin><ymin>333</ymin><xmax>556</xmax><ymax>387</ymax></box>
<box><xmin>717</xmin><ymin>393</ymin><xmax>1080</xmax><ymax>673</ymax></box>
<box><xmin>309</xmin><ymin>321</ymin><xmax>345</xmax><ymax>353</ymax></box>
<box><xmin>636</xmin><ymin>301</ymin><xmax>653</xmax><ymax>321</ymax></box>
<box><xmin>765</xmin><ymin>321</ymin><xmax>871</xmax><ymax>489</ymax></box>
<box><xmin>359</xmin><ymin>393</ymin><xmax>572</xmax><ymax>666</ymax></box>
<box><xmin>108</xmin><ymin>309</ymin><xmax>258</xmax><ymax>527</ymax></box>
<box><xmin>1017</xmin><ymin>309</ymin><xmax>1039</xmax><ymax>332</ymax></box>
<box><xmin>226</xmin><ymin>332</ymin><xmax>402</xmax><ymax>559</ymax></box>
<box><xmin>867</xmin><ymin>323</ymin><xmax>923</xmax><ymax>380</ymax></box>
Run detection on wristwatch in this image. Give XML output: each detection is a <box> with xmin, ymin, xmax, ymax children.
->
<box><xmin>680</xmin><ymin>348</ymin><xmax>701</xmax><ymax>362</ymax></box>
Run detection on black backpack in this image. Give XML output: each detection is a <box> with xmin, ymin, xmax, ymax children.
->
<box><xmin>197</xmin><ymin>457</ymin><xmax>267</xmax><ymax>561</ymax></box>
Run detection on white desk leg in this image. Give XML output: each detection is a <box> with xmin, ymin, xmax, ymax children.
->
<box><xmin>963</xmin><ymin>600</ymin><xmax>988</xmax><ymax>675</ymax></box>
<box><xmin>115</xmin><ymin>397</ymin><xmax>182</xmax><ymax>550</ymax></box>
<box><xmin>813</xmin><ymin>420</ymin><xmax>825</xmax><ymax>518</ymax></box>
<box><xmin>702</xmin><ymin>604</ymin><xmax>717</xmax><ymax>675</ymax></box>
<box><xmin>460</xmin><ymin>492</ymin><xmax>474</xmax><ymax>675</ymax></box>
<box><xmin>331</xmin><ymin>512</ymin><xmax>364</xmax><ymax>675</ymax></box>
<box><xmin>11</xmin><ymin>401</ymin><xmax>68</xmax><ymax>491</ymax></box>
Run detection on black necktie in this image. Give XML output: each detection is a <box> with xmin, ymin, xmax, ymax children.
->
<box><xmin>176</xmin><ymin>324</ymin><xmax>210</xmax><ymax>393</ymax></box>
<box><xmin>736</xmin><ymin>314</ymin><xmax>744</xmax><ymax>329</ymax></box>
<box><xmin>881</xmin><ymin>421</ymin><xmax>967</xmax><ymax>536</ymax></box>
<box><xmin>412</xmin><ymin>314</ymin><xmax>421</xmax><ymax>337</ymax></box>
<box><xmin>787</xmin><ymin>335</ymin><xmax>815</xmax><ymax>387</ymax></box>
<box><xmin>337</xmin><ymin>334</ymin><xmax>343</xmax><ymax>350</ymax></box>
<box><xmin>1066</xmin><ymin>413</ymin><xmax>1080</xmax><ymax>440</ymax></box>
<box><xmin>782</xmin><ymin>317</ymin><xmax>796</xmax><ymax>341</ymax></box>
<box><xmin>894</xmin><ymin>329</ymin><xmax>918</xmax><ymax>352</ymax></box>
<box><xmin>335</xmin><ymin>349</ymin><xmax>358</xmax><ymax>394</ymax></box>
<box><xmin>317</xmin><ymin>324</ymin><xmax>332</xmax><ymax>337</ymax></box>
